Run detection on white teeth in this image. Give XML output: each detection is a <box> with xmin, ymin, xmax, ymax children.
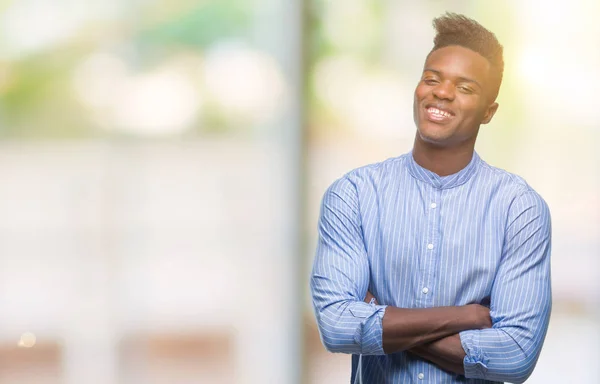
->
<box><xmin>428</xmin><ymin>107</ymin><xmax>451</xmax><ymax>118</ymax></box>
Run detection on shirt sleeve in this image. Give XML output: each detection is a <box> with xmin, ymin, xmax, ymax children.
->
<box><xmin>310</xmin><ymin>176</ymin><xmax>387</xmax><ymax>355</ymax></box>
<box><xmin>459</xmin><ymin>190</ymin><xmax>552</xmax><ymax>383</ymax></box>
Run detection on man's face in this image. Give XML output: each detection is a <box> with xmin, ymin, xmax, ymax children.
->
<box><xmin>413</xmin><ymin>45</ymin><xmax>498</xmax><ymax>148</ymax></box>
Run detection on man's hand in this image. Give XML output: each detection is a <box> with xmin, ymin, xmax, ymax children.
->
<box><xmin>364</xmin><ymin>290</ymin><xmax>378</xmax><ymax>305</ymax></box>
<box><xmin>466</xmin><ymin>303</ymin><xmax>492</xmax><ymax>329</ymax></box>
<box><xmin>406</xmin><ymin>307</ymin><xmax>492</xmax><ymax>375</ymax></box>
<box><xmin>410</xmin><ymin>334</ymin><xmax>467</xmax><ymax>375</ymax></box>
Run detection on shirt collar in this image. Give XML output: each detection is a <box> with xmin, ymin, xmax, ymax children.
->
<box><xmin>406</xmin><ymin>151</ymin><xmax>480</xmax><ymax>189</ymax></box>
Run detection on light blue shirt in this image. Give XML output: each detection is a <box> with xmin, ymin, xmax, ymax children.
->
<box><xmin>310</xmin><ymin>151</ymin><xmax>552</xmax><ymax>383</ymax></box>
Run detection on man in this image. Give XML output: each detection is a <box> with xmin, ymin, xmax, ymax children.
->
<box><xmin>310</xmin><ymin>13</ymin><xmax>551</xmax><ymax>384</ymax></box>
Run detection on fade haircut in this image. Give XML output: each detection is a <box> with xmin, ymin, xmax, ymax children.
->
<box><xmin>429</xmin><ymin>12</ymin><xmax>504</xmax><ymax>101</ymax></box>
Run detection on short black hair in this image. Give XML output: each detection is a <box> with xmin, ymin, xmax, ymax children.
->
<box><xmin>430</xmin><ymin>12</ymin><xmax>504</xmax><ymax>101</ymax></box>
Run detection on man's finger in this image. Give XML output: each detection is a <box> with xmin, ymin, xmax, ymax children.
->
<box><xmin>364</xmin><ymin>291</ymin><xmax>378</xmax><ymax>305</ymax></box>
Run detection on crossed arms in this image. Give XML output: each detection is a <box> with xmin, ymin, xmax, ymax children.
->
<box><xmin>310</xmin><ymin>178</ymin><xmax>552</xmax><ymax>383</ymax></box>
<box><xmin>363</xmin><ymin>290</ymin><xmax>484</xmax><ymax>376</ymax></box>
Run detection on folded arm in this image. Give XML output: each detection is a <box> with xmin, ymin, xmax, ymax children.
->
<box><xmin>310</xmin><ymin>177</ymin><xmax>491</xmax><ymax>355</ymax></box>
<box><xmin>411</xmin><ymin>192</ymin><xmax>552</xmax><ymax>382</ymax></box>
<box><xmin>410</xmin><ymin>334</ymin><xmax>466</xmax><ymax>374</ymax></box>
<box><xmin>364</xmin><ymin>292</ymin><xmax>469</xmax><ymax>375</ymax></box>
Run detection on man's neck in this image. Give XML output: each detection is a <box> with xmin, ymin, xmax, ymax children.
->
<box><xmin>412</xmin><ymin>137</ymin><xmax>475</xmax><ymax>177</ymax></box>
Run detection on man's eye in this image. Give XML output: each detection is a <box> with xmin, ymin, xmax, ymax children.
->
<box><xmin>424</xmin><ymin>79</ymin><xmax>438</xmax><ymax>85</ymax></box>
<box><xmin>458</xmin><ymin>86</ymin><xmax>473</xmax><ymax>94</ymax></box>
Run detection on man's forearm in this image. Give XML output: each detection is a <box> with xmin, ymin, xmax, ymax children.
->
<box><xmin>364</xmin><ymin>292</ymin><xmax>490</xmax><ymax>354</ymax></box>
<box><xmin>381</xmin><ymin>306</ymin><xmax>485</xmax><ymax>353</ymax></box>
<box><xmin>409</xmin><ymin>334</ymin><xmax>466</xmax><ymax>375</ymax></box>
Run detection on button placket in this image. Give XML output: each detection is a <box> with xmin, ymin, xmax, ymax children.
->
<box><xmin>418</xmin><ymin>186</ymin><xmax>438</xmax><ymax>307</ymax></box>
<box><xmin>421</xmin><ymin>187</ymin><xmax>441</xmax><ymax>306</ymax></box>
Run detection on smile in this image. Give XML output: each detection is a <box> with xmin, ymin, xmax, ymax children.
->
<box><xmin>425</xmin><ymin>107</ymin><xmax>454</xmax><ymax>122</ymax></box>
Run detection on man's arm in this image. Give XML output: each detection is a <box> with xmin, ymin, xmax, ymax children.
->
<box><xmin>364</xmin><ymin>293</ymin><xmax>470</xmax><ymax>375</ymax></box>
<box><xmin>403</xmin><ymin>192</ymin><xmax>552</xmax><ymax>383</ymax></box>
<box><xmin>457</xmin><ymin>191</ymin><xmax>552</xmax><ymax>383</ymax></box>
<box><xmin>409</xmin><ymin>334</ymin><xmax>466</xmax><ymax>375</ymax></box>
<box><xmin>380</xmin><ymin>305</ymin><xmax>489</xmax><ymax>353</ymax></box>
<box><xmin>310</xmin><ymin>176</ymin><xmax>491</xmax><ymax>355</ymax></box>
<box><xmin>456</xmin><ymin>191</ymin><xmax>551</xmax><ymax>383</ymax></box>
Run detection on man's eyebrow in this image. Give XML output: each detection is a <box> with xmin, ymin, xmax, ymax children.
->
<box><xmin>423</xmin><ymin>68</ymin><xmax>482</xmax><ymax>88</ymax></box>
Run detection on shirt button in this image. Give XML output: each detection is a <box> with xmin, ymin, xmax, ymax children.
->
<box><xmin>422</xmin><ymin>287</ymin><xmax>429</xmax><ymax>294</ymax></box>
<box><xmin>427</xmin><ymin>243</ymin><xmax>434</xmax><ymax>250</ymax></box>
<box><xmin>418</xmin><ymin>373</ymin><xmax>424</xmax><ymax>380</ymax></box>
<box><xmin>430</xmin><ymin>202</ymin><xmax>437</xmax><ymax>209</ymax></box>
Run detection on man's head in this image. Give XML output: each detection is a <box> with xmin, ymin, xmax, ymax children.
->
<box><xmin>413</xmin><ymin>13</ymin><xmax>504</xmax><ymax>148</ymax></box>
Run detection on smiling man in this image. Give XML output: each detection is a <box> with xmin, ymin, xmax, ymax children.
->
<box><xmin>310</xmin><ymin>13</ymin><xmax>552</xmax><ymax>384</ymax></box>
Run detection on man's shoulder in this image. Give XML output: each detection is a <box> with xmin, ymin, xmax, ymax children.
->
<box><xmin>477</xmin><ymin>159</ymin><xmax>547</xmax><ymax>204</ymax></box>
<box><xmin>343</xmin><ymin>154</ymin><xmax>409</xmax><ymax>182</ymax></box>
<box><xmin>323</xmin><ymin>154</ymin><xmax>408</xmax><ymax>199</ymax></box>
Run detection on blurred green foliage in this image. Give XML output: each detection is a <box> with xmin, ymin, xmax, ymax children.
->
<box><xmin>0</xmin><ymin>0</ymin><xmax>253</xmax><ymax>139</ymax></box>
<box><xmin>137</xmin><ymin>0</ymin><xmax>251</xmax><ymax>51</ymax></box>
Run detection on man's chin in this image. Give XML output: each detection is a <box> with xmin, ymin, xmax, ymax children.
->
<box><xmin>417</xmin><ymin>127</ymin><xmax>453</xmax><ymax>147</ymax></box>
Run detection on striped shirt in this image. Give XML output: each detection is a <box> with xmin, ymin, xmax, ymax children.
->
<box><xmin>310</xmin><ymin>151</ymin><xmax>552</xmax><ymax>383</ymax></box>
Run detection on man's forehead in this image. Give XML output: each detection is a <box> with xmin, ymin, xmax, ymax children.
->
<box><xmin>424</xmin><ymin>45</ymin><xmax>491</xmax><ymax>79</ymax></box>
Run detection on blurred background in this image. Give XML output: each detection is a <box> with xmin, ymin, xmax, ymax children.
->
<box><xmin>0</xmin><ymin>0</ymin><xmax>597</xmax><ymax>383</ymax></box>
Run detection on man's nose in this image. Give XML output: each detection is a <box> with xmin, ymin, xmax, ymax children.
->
<box><xmin>433</xmin><ymin>81</ymin><xmax>455</xmax><ymax>101</ymax></box>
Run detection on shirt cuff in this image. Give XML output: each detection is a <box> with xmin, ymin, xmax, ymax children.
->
<box><xmin>459</xmin><ymin>330</ymin><xmax>489</xmax><ymax>379</ymax></box>
<box><xmin>349</xmin><ymin>303</ymin><xmax>387</xmax><ymax>355</ymax></box>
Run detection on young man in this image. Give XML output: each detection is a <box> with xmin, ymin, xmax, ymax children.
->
<box><xmin>310</xmin><ymin>13</ymin><xmax>551</xmax><ymax>384</ymax></box>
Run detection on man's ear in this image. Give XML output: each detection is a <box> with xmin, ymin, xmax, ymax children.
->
<box><xmin>481</xmin><ymin>102</ymin><xmax>499</xmax><ymax>125</ymax></box>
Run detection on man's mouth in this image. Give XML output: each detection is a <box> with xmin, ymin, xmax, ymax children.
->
<box><xmin>424</xmin><ymin>106</ymin><xmax>454</xmax><ymax>123</ymax></box>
